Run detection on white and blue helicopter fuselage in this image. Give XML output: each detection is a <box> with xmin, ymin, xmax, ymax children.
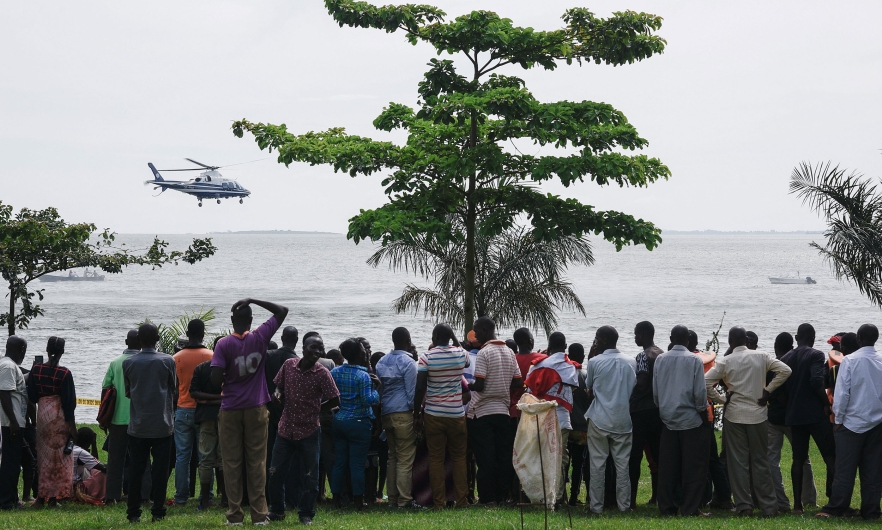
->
<box><xmin>146</xmin><ymin>163</ymin><xmax>250</xmax><ymax>206</ymax></box>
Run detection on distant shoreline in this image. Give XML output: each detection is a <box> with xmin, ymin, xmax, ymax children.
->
<box><xmin>662</xmin><ymin>230</ymin><xmax>824</xmax><ymax>235</ymax></box>
<box><xmin>207</xmin><ymin>230</ymin><xmax>341</xmax><ymax>235</ymax></box>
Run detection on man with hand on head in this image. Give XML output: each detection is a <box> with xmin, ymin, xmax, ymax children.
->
<box><xmin>376</xmin><ymin>327</ymin><xmax>420</xmax><ymax>509</ymax></box>
<box><xmin>653</xmin><ymin>325</ymin><xmax>710</xmax><ymax>516</ymax></box>
<box><xmin>123</xmin><ymin>323</ymin><xmax>177</xmax><ymax>523</ymax></box>
<box><xmin>267</xmin><ymin>334</ymin><xmax>339</xmax><ymax>525</ymax></box>
<box><xmin>818</xmin><ymin>324</ymin><xmax>882</xmax><ymax>520</ymax></box>
<box><xmin>0</xmin><ymin>336</ymin><xmax>27</xmax><ymax>510</ymax></box>
<box><xmin>211</xmin><ymin>298</ymin><xmax>288</xmax><ymax>526</ymax></box>
<box><xmin>705</xmin><ymin>326</ymin><xmax>791</xmax><ymax>517</ymax></box>
<box><xmin>584</xmin><ymin>326</ymin><xmax>636</xmax><ymax>514</ymax></box>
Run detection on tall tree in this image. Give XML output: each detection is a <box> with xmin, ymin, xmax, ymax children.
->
<box><xmin>369</xmin><ymin>222</ymin><xmax>593</xmax><ymax>336</ymax></box>
<box><xmin>0</xmin><ymin>201</ymin><xmax>217</xmax><ymax>335</ymax></box>
<box><xmin>234</xmin><ymin>1</ymin><xmax>670</xmax><ymax>334</ymax></box>
<box><xmin>791</xmin><ymin>160</ymin><xmax>882</xmax><ymax>306</ymax></box>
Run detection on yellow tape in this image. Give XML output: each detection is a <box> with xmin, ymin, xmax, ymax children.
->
<box><xmin>76</xmin><ymin>398</ymin><xmax>101</xmax><ymax>406</ymax></box>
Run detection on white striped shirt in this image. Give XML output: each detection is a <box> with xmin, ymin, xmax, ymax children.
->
<box><xmin>419</xmin><ymin>346</ymin><xmax>468</xmax><ymax>418</ymax></box>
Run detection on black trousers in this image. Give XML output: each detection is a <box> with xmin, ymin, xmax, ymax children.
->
<box><xmin>127</xmin><ymin>435</ymin><xmax>172</xmax><ymax>520</ymax></box>
<box><xmin>658</xmin><ymin>423</ymin><xmax>710</xmax><ymax>515</ymax></box>
<box><xmin>0</xmin><ymin>427</ymin><xmax>22</xmax><ymax>510</ymax></box>
<box><xmin>629</xmin><ymin>408</ymin><xmax>662</xmax><ymax>506</ymax></box>
<box><xmin>790</xmin><ymin>421</ymin><xmax>836</xmax><ymax>502</ymax></box>
<box><xmin>471</xmin><ymin>414</ymin><xmax>514</xmax><ymax>504</ymax></box>
<box><xmin>267</xmin><ymin>421</ymin><xmax>300</xmax><ymax>508</ymax></box>
<box><xmin>705</xmin><ymin>429</ymin><xmax>730</xmax><ymax>504</ymax></box>
<box><xmin>568</xmin><ymin>439</ymin><xmax>586</xmax><ymax>502</ymax></box>
<box><xmin>105</xmin><ymin>424</ymin><xmax>129</xmax><ymax>501</ymax></box>
<box><xmin>21</xmin><ymin>426</ymin><xmax>37</xmax><ymax>500</ymax></box>
<box><xmin>822</xmin><ymin>423</ymin><xmax>882</xmax><ymax>519</ymax></box>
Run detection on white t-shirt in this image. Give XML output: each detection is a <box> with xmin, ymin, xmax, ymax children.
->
<box><xmin>73</xmin><ymin>446</ymin><xmax>101</xmax><ymax>481</ymax></box>
<box><xmin>0</xmin><ymin>357</ymin><xmax>26</xmax><ymax>428</ymax></box>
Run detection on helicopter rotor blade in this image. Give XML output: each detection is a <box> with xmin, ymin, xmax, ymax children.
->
<box><xmin>155</xmin><ymin>168</ymin><xmax>205</xmax><ymax>172</ymax></box>
<box><xmin>185</xmin><ymin>158</ymin><xmax>218</xmax><ymax>170</ymax></box>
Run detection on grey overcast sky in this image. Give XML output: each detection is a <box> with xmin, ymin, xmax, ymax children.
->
<box><xmin>2</xmin><ymin>1</ymin><xmax>881</xmax><ymax>235</ymax></box>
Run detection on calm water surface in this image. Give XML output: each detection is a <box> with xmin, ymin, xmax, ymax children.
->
<box><xmin>18</xmin><ymin>233</ymin><xmax>880</xmax><ymax>422</ymax></box>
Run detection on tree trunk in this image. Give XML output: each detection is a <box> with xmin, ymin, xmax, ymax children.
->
<box><xmin>463</xmin><ymin>103</ymin><xmax>479</xmax><ymax>337</ymax></box>
<box><xmin>8</xmin><ymin>286</ymin><xmax>15</xmax><ymax>336</ymax></box>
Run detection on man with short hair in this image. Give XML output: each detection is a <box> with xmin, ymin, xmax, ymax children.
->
<box><xmin>705</xmin><ymin>326</ymin><xmax>791</xmax><ymax>517</ymax></box>
<box><xmin>780</xmin><ymin>323</ymin><xmax>836</xmax><ymax>513</ymax></box>
<box><xmin>746</xmin><ymin>332</ymin><xmax>759</xmax><ymax>351</ymax></box>
<box><xmin>818</xmin><ymin>324</ymin><xmax>882</xmax><ymax>520</ymax></box>
<box><xmin>767</xmin><ymin>332</ymin><xmax>817</xmax><ymax>513</ymax></box>
<box><xmin>376</xmin><ymin>327</ymin><xmax>419</xmax><ymax>509</ymax></box>
<box><xmin>0</xmin><ymin>336</ymin><xmax>27</xmax><ymax>510</ymax></box>
<box><xmin>628</xmin><ymin>321</ymin><xmax>663</xmax><ymax>507</ymax></box>
<box><xmin>190</xmin><ymin>356</ymin><xmax>225</xmax><ymax>511</ymax></box>
<box><xmin>585</xmin><ymin>326</ymin><xmax>636</xmax><ymax>514</ymax></box>
<box><xmin>123</xmin><ymin>323</ymin><xmax>177</xmax><ymax>523</ymax></box>
<box><xmin>172</xmin><ymin>319</ymin><xmax>214</xmax><ymax>506</ymax></box>
<box><xmin>653</xmin><ymin>326</ymin><xmax>710</xmax><ymax>516</ymax></box>
<box><xmin>415</xmin><ymin>323</ymin><xmax>470</xmax><ymax>509</ymax></box>
<box><xmin>211</xmin><ymin>298</ymin><xmax>288</xmax><ymax>526</ymax></box>
<box><xmin>525</xmin><ymin>331</ymin><xmax>578</xmax><ymax>504</ymax></box>
<box><xmin>264</xmin><ymin>326</ymin><xmax>300</xmax><ymax>508</ymax></box>
<box><xmin>468</xmin><ymin>317</ymin><xmax>522</xmax><ymax>506</ymax></box>
<box><xmin>101</xmin><ymin>330</ymin><xmax>140</xmax><ymax>504</ymax></box>
<box><xmin>267</xmin><ymin>334</ymin><xmax>340</xmax><ymax>525</ymax></box>
<box><xmin>566</xmin><ymin>343</ymin><xmax>589</xmax><ymax>507</ymax></box>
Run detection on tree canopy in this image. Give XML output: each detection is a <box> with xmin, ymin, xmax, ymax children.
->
<box><xmin>234</xmin><ymin>1</ymin><xmax>670</xmax><ymax>333</ymax></box>
<box><xmin>0</xmin><ymin>201</ymin><xmax>217</xmax><ymax>335</ymax></box>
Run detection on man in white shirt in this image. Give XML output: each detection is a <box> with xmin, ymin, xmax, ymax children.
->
<box><xmin>705</xmin><ymin>326</ymin><xmax>791</xmax><ymax>517</ymax></box>
<box><xmin>0</xmin><ymin>336</ymin><xmax>27</xmax><ymax>510</ymax></box>
<box><xmin>584</xmin><ymin>326</ymin><xmax>637</xmax><ymax>514</ymax></box>
<box><xmin>818</xmin><ymin>324</ymin><xmax>882</xmax><ymax>520</ymax></box>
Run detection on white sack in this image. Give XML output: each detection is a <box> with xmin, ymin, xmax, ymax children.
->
<box><xmin>512</xmin><ymin>394</ymin><xmax>562</xmax><ymax>509</ymax></box>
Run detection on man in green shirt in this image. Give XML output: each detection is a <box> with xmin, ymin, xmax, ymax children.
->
<box><xmin>101</xmin><ymin>330</ymin><xmax>139</xmax><ymax>504</ymax></box>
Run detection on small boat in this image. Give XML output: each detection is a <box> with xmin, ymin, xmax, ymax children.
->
<box><xmin>39</xmin><ymin>269</ymin><xmax>105</xmax><ymax>282</ymax></box>
<box><xmin>769</xmin><ymin>274</ymin><xmax>816</xmax><ymax>285</ymax></box>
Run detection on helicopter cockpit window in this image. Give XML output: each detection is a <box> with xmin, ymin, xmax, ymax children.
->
<box><xmin>206</xmin><ymin>176</ymin><xmax>211</xmax><ymax>182</ymax></box>
<box><xmin>194</xmin><ymin>178</ymin><xmax>201</xmax><ymax>182</ymax></box>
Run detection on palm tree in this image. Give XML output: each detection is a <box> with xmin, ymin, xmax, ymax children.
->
<box><xmin>790</xmin><ymin>160</ymin><xmax>882</xmax><ymax>306</ymax></box>
<box><xmin>367</xmin><ymin>224</ymin><xmax>594</xmax><ymax>337</ymax></box>
<box><xmin>142</xmin><ymin>307</ymin><xmax>227</xmax><ymax>353</ymax></box>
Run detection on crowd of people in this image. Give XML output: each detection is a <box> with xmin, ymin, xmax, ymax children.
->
<box><xmin>1</xmin><ymin>296</ymin><xmax>881</xmax><ymax>526</ymax></box>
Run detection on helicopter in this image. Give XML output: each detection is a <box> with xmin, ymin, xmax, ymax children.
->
<box><xmin>145</xmin><ymin>159</ymin><xmax>251</xmax><ymax>207</ymax></box>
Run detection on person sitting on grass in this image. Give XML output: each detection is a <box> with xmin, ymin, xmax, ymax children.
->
<box><xmin>71</xmin><ymin>427</ymin><xmax>107</xmax><ymax>504</ymax></box>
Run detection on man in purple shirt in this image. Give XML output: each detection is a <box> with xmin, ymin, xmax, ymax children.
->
<box><xmin>211</xmin><ymin>298</ymin><xmax>288</xmax><ymax>526</ymax></box>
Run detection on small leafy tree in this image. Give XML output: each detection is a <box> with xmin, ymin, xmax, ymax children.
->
<box><xmin>234</xmin><ymin>0</ymin><xmax>670</xmax><ymax>334</ymax></box>
<box><xmin>791</xmin><ymin>159</ymin><xmax>882</xmax><ymax>306</ymax></box>
<box><xmin>369</xmin><ymin>222</ymin><xmax>593</xmax><ymax>336</ymax></box>
<box><xmin>0</xmin><ymin>201</ymin><xmax>217</xmax><ymax>335</ymax></box>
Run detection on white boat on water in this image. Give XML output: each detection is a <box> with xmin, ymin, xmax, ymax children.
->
<box><xmin>38</xmin><ymin>269</ymin><xmax>105</xmax><ymax>282</ymax></box>
<box><xmin>769</xmin><ymin>274</ymin><xmax>816</xmax><ymax>285</ymax></box>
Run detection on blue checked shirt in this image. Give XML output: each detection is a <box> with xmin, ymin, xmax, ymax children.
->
<box><xmin>331</xmin><ymin>363</ymin><xmax>379</xmax><ymax>421</ymax></box>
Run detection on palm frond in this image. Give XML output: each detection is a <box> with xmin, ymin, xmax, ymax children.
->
<box><xmin>790</xmin><ymin>158</ymin><xmax>882</xmax><ymax>307</ymax></box>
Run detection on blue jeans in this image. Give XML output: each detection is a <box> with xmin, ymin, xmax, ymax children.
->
<box><xmin>331</xmin><ymin>418</ymin><xmax>372</xmax><ymax>496</ymax></box>
<box><xmin>174</xmin><ymin>407</ymin><xmax>198</xmax><ymax>504</ymax></box>
<box><xmin>269</xmin><ymin>428</ymin><xmax>321</xmax><ymax>517</ymax></box>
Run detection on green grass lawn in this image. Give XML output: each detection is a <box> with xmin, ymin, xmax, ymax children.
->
<box><xmin>2</xmin><ymin>424</ymin><xmax>870</xmax><ymax>529</ymax></box>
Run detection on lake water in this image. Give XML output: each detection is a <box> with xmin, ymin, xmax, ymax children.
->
<box><xmin>17</xmin><ymin>232</ymin><xmax>881</xmax><ymax>422</ymax></box>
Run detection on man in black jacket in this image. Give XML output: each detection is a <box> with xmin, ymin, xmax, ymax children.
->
<box><xmin>781</xmin><ymin>323</ymin><xmax>835</xmax><ymax>514</ymax></box>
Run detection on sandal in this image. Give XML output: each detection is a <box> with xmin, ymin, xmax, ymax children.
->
<box><xmin>814</xmin><ymin>511</ymin><xmax>834</xmax><ymax>518</ymax></box>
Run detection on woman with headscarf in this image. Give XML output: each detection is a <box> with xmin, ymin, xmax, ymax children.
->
<box><xmin>27</xmin><ymin>336</ymin><xmax>77</xmax><ymax>506</ymax></box>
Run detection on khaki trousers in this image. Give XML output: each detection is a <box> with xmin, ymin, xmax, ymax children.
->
<box><xmin>424</xmin><ymin>414</ymin><xmax>469</xmax><ymax>509</ymax></box>
<box><xmin>723</xmin><ymin>419</ymin><xmax>777</xmax><ymax>515</ymax></box>
<box><xmin>219</xmin><ymin>406</ymin><xmax>269</xmax><ymax>524</ymax></box>
<box><xmin>381</xmin><ymin>411</ymin><xmax>417</xmax><ymax>507</ymax></box>
<box><xmin>198</xmin><ymin>419</ymin><xmax>222</xmax><ymax>484</ymax></box>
